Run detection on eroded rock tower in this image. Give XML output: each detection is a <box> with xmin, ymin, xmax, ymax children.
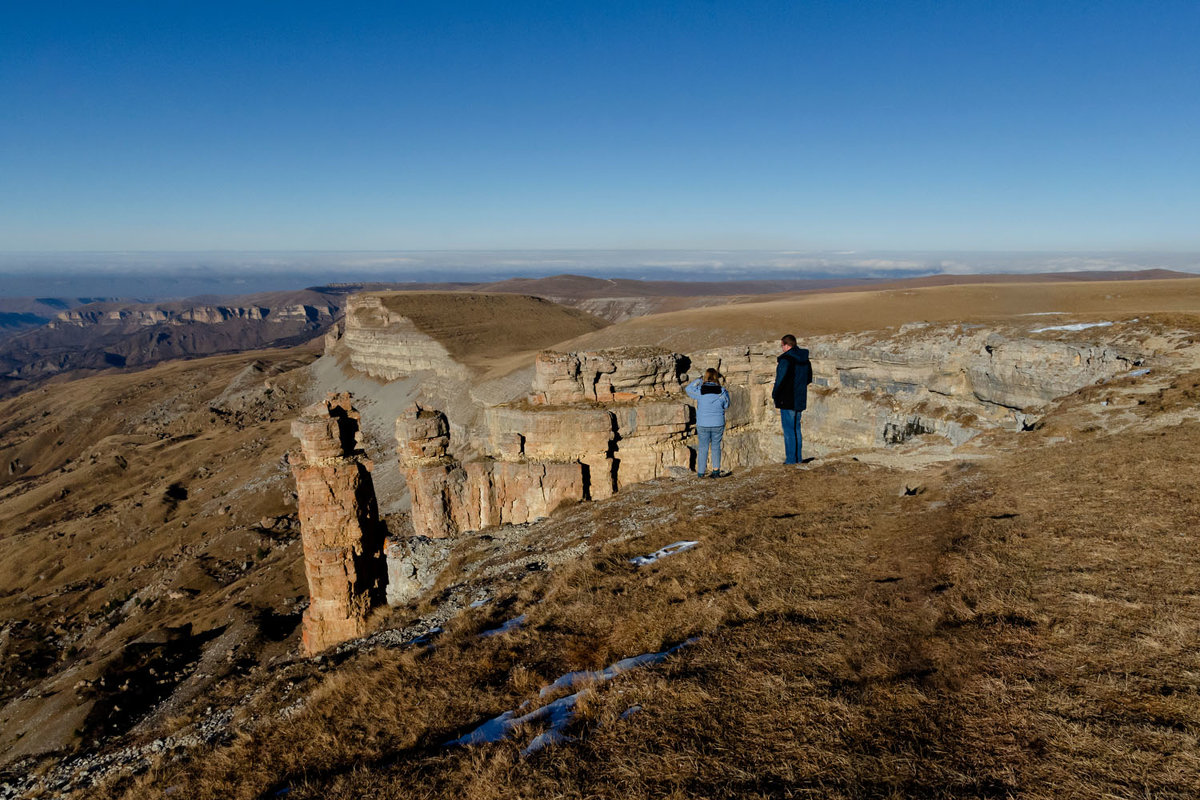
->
<box><xmin>290</xmin><ymin>393</ymin><xmax>385</xmax><ymax>654</ymax></box>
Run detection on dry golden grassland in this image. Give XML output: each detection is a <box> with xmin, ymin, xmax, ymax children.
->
<box><xmin>108</xmin><ymin>369</ymin><xmax>1200</xmax><ymax>799</ymax></box>
<box><xmin>566</xmin><ymin>277</ymin><xmax>1200</xmax><ymax>350</ymax></box>
<box><xmin>374</xmin><ymin>291</ymin><xmax>608</xmax><ymax>368</ymax></box>
<box><xmin>4</xmin><ymin>279</ymin><xmax>1199</xmax><ymax>798</ymax></box>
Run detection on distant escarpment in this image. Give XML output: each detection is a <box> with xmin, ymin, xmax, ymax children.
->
<box><xmin>0</xmin><ymin>289</ymin><xmax>343</xmax><ymax>399</ymax></box>
<box><xmin>334</xmin><ymin>291</ymin><xmax>608</xmax><ymax>379</ymax></box>
<box><xmin>0</xmin><ymin>297</ymin><xmax>116</xmax><ymax>343</ymax></box>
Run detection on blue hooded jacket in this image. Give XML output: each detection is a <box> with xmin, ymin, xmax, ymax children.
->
<box><xmin>686</xmin><ymin>379</ymin><xmax>731</xmax><ymax>427</ymax></box>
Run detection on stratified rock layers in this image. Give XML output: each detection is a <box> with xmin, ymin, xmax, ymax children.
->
<box><xmin>530</xmin><ymin>348</ymin><xmax>684</xmax><ymax>404</ymax></box>
<box><xmin>340</xmin><ymin>294</ymin><xmax>468</xmax><ymax>381</ymax></box>
<box><xmin>396</xmin><ymin>405</ymin><xmax>587</xmax><ymax>538</ymax></box>
<box><xmin>291</xmin><ymin>393</ymin><xmax>384</xmax><ymax>654</ymax></box>
<box><xmin>323</xmin><ymin>299</ymin><xmax>1145</xmax><ymax>546</ymax></box>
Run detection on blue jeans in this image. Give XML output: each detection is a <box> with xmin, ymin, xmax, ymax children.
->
<box><xmin>697</xmin><ymin>425</ymin><xmax>724</xmax><ymax>474</ymax></box>
<box><xmin>780</xmin><ymin>409</ymin><xmax>803</xmax><ymax>464</ymax></box>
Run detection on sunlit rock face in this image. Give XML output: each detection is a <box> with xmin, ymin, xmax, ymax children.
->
<box><xmin>340</xmin><ymin>294</ymin><xmax>469</xmax><ymax>381</ymax></box>
<box><xmin>317</xmin><ymin>305</ymin><xmax>1144</xmax><ymax>548</ymax></box>
<box><xmin>395</xmin><ymin>404</ymin><xmax>588</xmax><ymax>539</ymax></box>
<box><xmin>383</xmin><ymin>326</ymin><xmax>1140</xmax><ymax>539</ymax></box>
<box><xmin>686</xmin><ymin>325</ymin><xmax>1140</xmax><ymax>458</ymax></box>
<box><xmin>290</xmin><ymin>393</ymin><xmax>385</xmax><ymax>655</ymax></box>
<box><xmin>529</xmin><ymin>348</ymin><xmax>685</xmax><ymax>404</ymax></box>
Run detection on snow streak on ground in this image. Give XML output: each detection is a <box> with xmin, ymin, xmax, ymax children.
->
<box><xmin>444</xmin><ymin>639</ymin><xmax>698</xmax><ymax>756</ymax></box>
<box><xmin>629</xmin><ymin>540</ymin><xmax>698</xmax><ymax>566</ymax></box>
<box><xmin>1030</xmin><ymin>321</ymin><xmax>1114</xmax><ymax>332</ymax></box>
<box><xmin>478</xmin><ymin>615</ymin><xmax>526</xmax><ymax>638</ymax></box>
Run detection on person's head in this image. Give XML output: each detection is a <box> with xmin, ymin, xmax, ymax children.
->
<box><xmin>780</xmin><ymin>334</ymin><xmax>797</xmax><ymax>351</ymax></box>
<box><xmin>704</xmin><ymin>367</ymin><xmax>722</xmax><ymax>383</ymax></box>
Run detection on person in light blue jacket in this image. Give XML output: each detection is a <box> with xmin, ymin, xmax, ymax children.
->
<box><xmin>686</xmin><ymin>368</ymin><xmax>731</xmax><ymax>478</ymax></box>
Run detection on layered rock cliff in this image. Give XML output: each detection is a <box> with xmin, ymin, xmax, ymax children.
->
<box><xmin>296</xmin><ymin>305</ymin><xmax>1154</xmax><ymax>623</ymax></box>
<box><xmin>311</xmin><ymin>289</ymin><xmax>1150</xmax><ymax>548</ymax></box>
<box><xmin>380</xmin><ymin>324</ymin><xmax>1141</xmax><ymax>538</ymax></box>
<box><xmin>340</xmin><ymin>295</ymin><xmax>471</xmax><ymax>381</ymax></box>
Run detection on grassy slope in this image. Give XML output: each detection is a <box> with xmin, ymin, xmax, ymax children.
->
<box><xmin>110</xmin><ymin>367</ymin><xmax>1200</xmax><ymax>799</ymax></box>
<box><xmin>0</xmin><ymin>348</ymin><xmax>318</xmax><ymax>762</ymax></box>
<box><xmin>560</xmin><ymin>277</ymin><xmax>1200</xmax><ymax>350</ymax></box>
<box><xmin>2</xmin><ymin>280</ymin><xmax>1197</xmax><ymax>797</ymax></box>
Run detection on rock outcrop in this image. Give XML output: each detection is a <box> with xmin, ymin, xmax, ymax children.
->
<box><xmin>396</xmin><ymin>404</ymin><xmax>587</xmax><ymax>538</ymax></box>
<box><xmin>340</xmin><ymin>294</ymin><xmax>470</xmax><ymax>381</ymax></box>
<box><xmin>290</xmin><ymin>393</ymin><xmax>385</xmax><ymax>654</ymax></box>
<box><xmin>337</xmin><ymin>291</ymin><xmax>608</xmax><ymax>382</ymax></box>
<box><xmin>387</xmin><ymin>325</ymin><xmax>1142</xmax><ymax>539</ymax></box>
<box><xmin>310</xmin><ymin>305</ymin><xmax>1146</xmax><ymax>557</ymax></box>
<box><xmin>529</xmin><ymin>348</ymin><xmax>685</xmax><ymax>404</ymax></box>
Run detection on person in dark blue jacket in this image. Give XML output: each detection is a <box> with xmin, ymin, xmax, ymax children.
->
<box><xmin>685</xmin><ymin>367</ymin><xmax>731</xmax><ymax>478</ymax></box>
<box><xmin>772</xmin><ymin>334</ymin><xmax>813</xmax><ymax>465</ymax></box>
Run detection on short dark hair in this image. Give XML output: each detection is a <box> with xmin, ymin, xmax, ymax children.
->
<box><xmin>781</xmin><ymin>334</ymin><xmax>797</xmax><ymax>347</ymax></box>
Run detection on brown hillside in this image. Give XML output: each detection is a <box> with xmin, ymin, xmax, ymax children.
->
<box><xmin>562</xmin><ymin>277</ymin><xmax>1200</xmax><ymax>351</ymax></box>
<box><xmin>2</xmin><ymin>279</ymin><xmax>1200</xmax><ymax>798</ymax></box>
<box><xmin>374</xmin><ymin>291</ymin><xmax>608</xmax><ymax>368</ymax></box>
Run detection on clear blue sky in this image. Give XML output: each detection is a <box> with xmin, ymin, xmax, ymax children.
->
<box><xmin>2</xmin><ymin>1</ymin><xmax>1198</xmax><ymax>252</ymax></box>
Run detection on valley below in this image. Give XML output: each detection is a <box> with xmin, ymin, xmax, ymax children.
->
<box><xmin>1</xmin><ymin>275</ymin><xmax>1199</xmax><ymax>799</ymax></box>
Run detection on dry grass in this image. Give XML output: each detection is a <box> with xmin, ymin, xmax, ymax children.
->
<box><xmin>372</xmin><ymin>292</ymin><xmax>608</xmax><ymax>370</ymax></box>
<box><xmin>7</xmin><ymin>279</ymin><xmax>1200</xmax><ymax>797</ymax></box>
<box><xmin>106</xmin><ymin>400</ymin><xmax>1200</xmax><ymax>799</ymax></box>
<box><xmin>562</xmin><ymin>277</ymin><xmax>1200</xmax><ymax>351</ymax></box>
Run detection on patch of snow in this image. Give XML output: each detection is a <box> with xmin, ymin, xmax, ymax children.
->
<box><xmin>1030</xmin><ymin>321</ymin><xmax>1114</xmax><ymax>333</ymax></box>
<box><xmin>1128</xmin><ymin>368</ymin><xmax>1151</xmax><ymax>377</ymax></box>
<box><xmin>445</xmin><ymin>638</ymin><xmax>698</xmax><ymax>755</ymax></box>
<box><xmin>619</xmin><ymin>705</ymin><xmax>643</xmax><ymax>719</ymax></box>
<box><xmin>445</xmin><ymin>693</ymin><xmax>580</xmax><ymax>754</ymax></box>
<box><xmin>630</xmin><ymin>540</ymin><xmax>698</xmax><ymax>566</ymax></box>
<box><xmin>520</xmin><ymin>695</ymin><xmax>579</xmax><ymax>756</ymax></box>
<box><xmin>540</xmin><ymin>637</ymin><xmax>699</xmax><ymax>696</ymax></box>
<box><xmin>479</xmin><ymin>614</ymin><xmax>525</xmax><ymax>638</ymax></box>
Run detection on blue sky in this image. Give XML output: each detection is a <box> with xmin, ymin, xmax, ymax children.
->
<box><xmin>2</xmin><ymin>1</ymin><xmax>1198</xmax><ymax>252</ymax></box>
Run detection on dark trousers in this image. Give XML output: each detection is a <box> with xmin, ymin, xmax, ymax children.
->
<box><xmin>780</xmin><ymin>409</ymin><xmax>803</xmax><ymax>464</ymax></box>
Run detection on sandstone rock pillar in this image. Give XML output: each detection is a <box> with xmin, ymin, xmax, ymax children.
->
<box><xmin>290</xmin><ymin>393</ymin><xmax>384</xmax><ymax>655</ymax></box>
<box><xmin>395</xmin><ymin>404</ymin><xmax>460</xmax><ymax>539</ymax></box>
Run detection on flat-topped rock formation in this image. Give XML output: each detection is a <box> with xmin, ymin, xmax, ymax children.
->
<box><xmin>297</xmin><ymin>286</ymin><xmax>1168</xmax><ymax>603</ymax></box>
<box><xmin>337</xmin><ymin>291</ymin><xmax>608</xmax><ymax>380</ymax></box>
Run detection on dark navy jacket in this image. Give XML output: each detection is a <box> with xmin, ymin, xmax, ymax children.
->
<box><xmin>773</xmin><ymin>347</ymin><xmax>813</xmax><ymax>411</ymax></box>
